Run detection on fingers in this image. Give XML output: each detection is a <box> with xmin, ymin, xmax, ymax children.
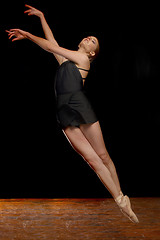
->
<box><xmin>5</xmin><ymin>30</ymin><xmax>14</xmax><ymax>36</ymax></box>
<box><xmin>12</xmin><ymin>38</ymin><xmax>19</xmax><ymax>42</ymax></box>
<box><xmin>5</xmin><ymin>30</ymin><xmax>11</xmax><ymax>34</ymax></box>
<box><xmin>8</xmin><ymin>34</ymin><xmax>14</xmax><ymax>39</ymax></box>
<box><xmin>24</xmin><ymin>4</ymin><xmax>34</xmax><ymax>15</ymax></box>
<box><xmin>8</xmin><ymin>29</ymin><xmax>20</xmax><ymax>32</ymax></box>
<box><xmin>6</xmin><ymin>32</ymin><xmax>15</xmax><ymax>41</ymax></box>
<box><xmin>25</xmin><ymin>4</ymin><xmax>34</xmax><ymax>9</ymax></box>
<box><xmin>6</xmin><ymin>29</ymin><xmax>21</xmax><ymax>41</ymax></box>
<box><xmin>6</xmin><ymin>29</ymin><xmax>19</xmax><ymax>33</ymax></box>
<box><xmin>24</xmin><ymin>9</ymin><xmax>31</xmax><ymax>14</ymax></box>
<box><xmin>24</xmin><ymin>9</ymin><xmax>33</xmax><ymax>15</ymax></box>
<box><xmin>5</xmin><ymin>30</ymin><xmax>15</xmax><ymax>41</ymax></box>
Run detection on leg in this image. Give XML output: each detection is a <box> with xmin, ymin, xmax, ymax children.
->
<box><xmin>63</xmin><ymin>126</ymin><xmax>120</xmax><ymax>199</ymax></box>
<box><xmin>80</xmin><ymin>122</ymin><xmax>139</xmax><ymax>223</ymax></box>
<box><xmin>80</xmin><ymin>121</ymin><xmax>121</xmax><ymax>194</ymax></box>
<box><xmin>63</xmin><ymin>125</ymin><xmax>139</xmax><ymax>223</ymax></box>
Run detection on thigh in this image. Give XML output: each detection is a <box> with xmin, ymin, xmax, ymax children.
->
<box><xmin>63</xmin><ymin>126</ymin><xmax>101</xmax><ymax>161</ymax></box>
<box><xmin>80</xmin><ymin>121</ymin><xmax>109</xmax><ymax>157</ymax></box>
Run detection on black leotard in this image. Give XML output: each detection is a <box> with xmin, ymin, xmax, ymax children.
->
<box><xmin>54</xmin><ymin>61</ymin><xmax>98</xmax><ymax>128</ymax></box>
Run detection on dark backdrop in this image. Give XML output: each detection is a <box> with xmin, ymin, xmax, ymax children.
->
<box><xmin>1</xmin><ymin>1</ymin><xmax>159</xmax><ymax>198</ymax></box>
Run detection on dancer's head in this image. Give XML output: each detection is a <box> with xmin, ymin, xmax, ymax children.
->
<box><xmin>78</xmin><ymin>36</ymin><xmax>99</xmax><ymax>62</ymax></box>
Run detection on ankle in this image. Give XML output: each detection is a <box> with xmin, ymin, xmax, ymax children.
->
<box><xmin>114</xmin><ymin>191</ymin><xmax>123</xmax><ymax>201</ymax></box>
<box><xmin>114</xmin><ymin>194</ymin><xmax>123</xmax><ymax>204</ymax></box>
<box><xmin>115</xmin><ymin>194</ymin><xmax>128</xmax><ymax>209</ymax></box>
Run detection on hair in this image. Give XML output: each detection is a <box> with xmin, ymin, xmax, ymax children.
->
<box><xmin>90</xmin><ymin>39</ymin><xmax>100</xmax><ymax>62</ymax></box>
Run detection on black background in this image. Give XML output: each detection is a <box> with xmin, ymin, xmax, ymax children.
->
<box><xmin>1</xmin><ymin>1</ymin><xmax>160</xmax><ymax>198</ymax></box>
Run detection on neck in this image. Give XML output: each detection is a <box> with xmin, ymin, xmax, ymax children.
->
<box><xmin>78</xmin><ymin>47</ymin><xmax>91</xmax><ymax>61</ymax></box>
<box><xmin>78</xmin><ymin>47</ymin><xmax>86</xmax><ymax>53</ymax></box>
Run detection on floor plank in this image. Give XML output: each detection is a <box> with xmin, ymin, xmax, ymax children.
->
<box><xmin>0</xmin><ymin>198</ymin><xmax>159</xmax><ymax>239</ymax></box>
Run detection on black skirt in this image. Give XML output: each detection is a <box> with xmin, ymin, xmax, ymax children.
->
<box><xmin>56</xmin><ymin>90</ymin><xmax>98</xmax><ymax>128</ymax></box>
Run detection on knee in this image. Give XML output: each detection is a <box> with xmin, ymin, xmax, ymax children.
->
<box><xmin>99</xmin><ymin>152</ymin><xmax>112</xmax><ymax>166</ymax></box>
<box><xmin>84</xmin><ymin>153</ymin><xmax>104</xmax><ymax>172</ymax></box>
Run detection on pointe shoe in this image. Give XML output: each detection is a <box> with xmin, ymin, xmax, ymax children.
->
<box><xmin>115</xmin><ymin>195</ymin><xmax>139</xmax><ymax>223</ymax></box>
<box><xmin>119</xmin><ymin>191</ymin><xmax>124</xmax><ymax>197</ymax></box>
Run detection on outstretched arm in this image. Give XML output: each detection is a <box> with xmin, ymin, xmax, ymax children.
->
<box><xmin>6</xmin><ymin>29</ymin><xmax>87</xmax><ymax>66</ymax></box>
<box><xmin>24</xmin><ymin>4</ymin><xmax>64</xmax><ymax>64</ymax></box>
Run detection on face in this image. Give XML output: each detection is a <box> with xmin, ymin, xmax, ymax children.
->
<box><xmin>79</xmin><ymin>36</ymin><xmax>99</xmax><ymax>56</ymax></box>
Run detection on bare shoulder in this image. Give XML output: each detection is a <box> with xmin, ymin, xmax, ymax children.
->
<box><xmin>60</xmin><ymin>53</ymin><xmax>90</xmax><ymax>70</ymax></box>
<box><xmin>60</xmin><ymin>58</ymin><xmax>68</xmax><ymax>65</ymax></box>
<box><xmin>76</xmin><ymin>54</ymin><xmax>90</xmax><ymax>70</ymax></box>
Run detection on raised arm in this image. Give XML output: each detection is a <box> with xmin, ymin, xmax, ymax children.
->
<box><xmin>6</xmin><ymin>29</ymin><xmax>88</xmax><ymax>66</ymax></box>
<box><xmin>24</xmin><ymin>4</ymin><xmax>64</xmax><ymax>64</ymax></box>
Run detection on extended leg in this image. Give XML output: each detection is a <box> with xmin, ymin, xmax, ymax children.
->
<box><xmin>80</xmin><ymin>122</ymin><xmax>139</xmax><ymax>223</ymax></box>
<box><xmin>80</xmin><ymin>121</ymin><xmax>121</xmax><ymax>194</ymax></box>
<box><xmin>63</xmin><ymin>125</ymin><xmax>139</xmax><ymax>223</ymax></box>
<box><xmin>63</xmin><ymin>126</ymin><xmax>120</xmax><ymax>199</ymax></box>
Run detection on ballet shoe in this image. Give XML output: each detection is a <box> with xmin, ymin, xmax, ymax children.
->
<box><xmin>119</xmin><ymin>191</ymin><xmax>124</xmax><ymax>197</ymax></box>
<box><xmin>115</xmin><ymin>195</ymin><xmax>139</xmax><ymax>223</ymax></box>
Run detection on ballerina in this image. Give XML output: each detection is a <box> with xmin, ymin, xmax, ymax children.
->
<box><xmin>6</xmin><ymin>4</ymin><xmax>139</xmax><ymax>223</ymax></box>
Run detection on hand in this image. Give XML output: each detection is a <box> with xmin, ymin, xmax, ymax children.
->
<box><xmin>6</xmin><ymin>29</ymin><xmax>28</xmax><ymax>42</ymax></box>
<box><xmin>24</xmin><ymin>4</ymin><xmax>43</xmax><ymax>18</ymax></box>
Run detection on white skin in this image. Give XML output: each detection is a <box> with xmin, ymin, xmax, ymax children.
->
<box><xmin>6</xmin><ymin>5</ymin><xmax>139</xmax><ymax>223</ymax></box>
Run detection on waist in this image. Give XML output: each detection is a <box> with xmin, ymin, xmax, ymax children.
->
<box><xmin>56</xmin><ymin>90</ymin><xmax>87</xmax><ymax>107</ymax></box>
<box><xmin>56</xmin><ymin>90</ymin><xmax>85</xmax><ymax>98</ymax></box>
<box><xmin>54</xmin><ymin>78</ymin><xmax>83</xmax><ymax>95</ymax></box>
<box><xmin>55</xmin><ymin>86</ymin><xmax>83</xmax><ymax>96</ymax></box>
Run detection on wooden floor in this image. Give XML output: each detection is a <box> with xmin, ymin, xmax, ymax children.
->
<box><xmin>0</xmin><ymin>198</ymin><xmax>159</xmax><ymax>240</ymax></box>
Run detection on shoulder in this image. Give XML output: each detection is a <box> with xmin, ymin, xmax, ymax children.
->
<box><xmin>60</xmin><ymin>53</ymin><xmax>90</xmax><ymax>70</ymax></box>
<box><xmin>76</xmin><ymin>54</ymin><xmax>90</xmax><ymax>70</ymax></box>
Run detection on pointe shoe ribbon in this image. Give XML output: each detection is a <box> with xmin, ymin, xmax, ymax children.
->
<box><xmin>115</xmin><ymin>195</ymin><xmax>139</xmax><ymax>223</ymax></box>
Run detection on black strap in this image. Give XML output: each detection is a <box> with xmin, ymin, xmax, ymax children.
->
<box><xmin>78</xmin><ymin>67</ymin><xmax>89</xmax><ymax>72</ymax></box>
